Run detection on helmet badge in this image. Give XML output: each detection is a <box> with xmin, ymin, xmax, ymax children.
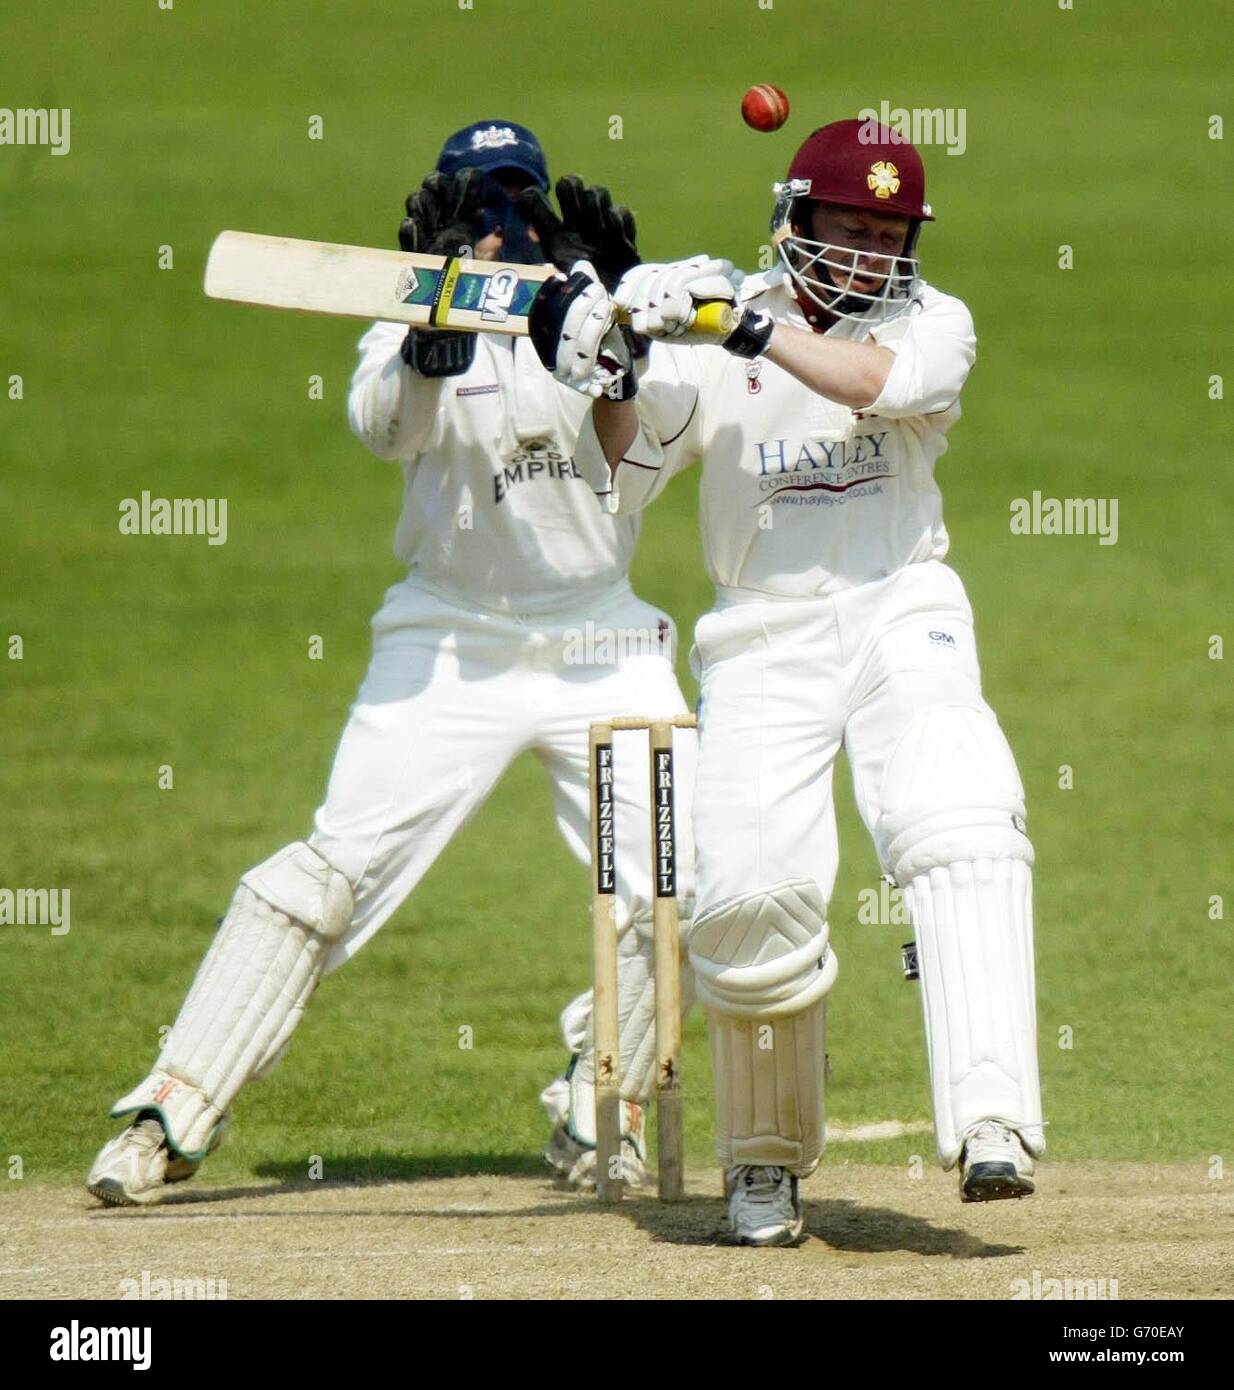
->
<box><xmin>867</xmin><ymin>161</ymin><xmax>901</xmax><ymax>199</ymax></box>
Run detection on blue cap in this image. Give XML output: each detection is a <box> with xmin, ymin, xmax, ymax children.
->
<box><xmin>435</xmin><ymin>120</ymin><xmax>549</xmax><ymax>190</ymax></box>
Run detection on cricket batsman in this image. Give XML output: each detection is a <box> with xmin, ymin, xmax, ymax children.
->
<box><xmin>86</xmin><ymin>121</ymin><xmax>695</xmax><ymax>1204</ymax></box>
<box><xmin>529</xmin><ymin>119</ymin><xmax>1045</xmax><ymax>1245</ymax></box>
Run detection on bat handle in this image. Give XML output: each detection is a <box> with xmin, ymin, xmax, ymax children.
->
<box><xmin>614</xmin><ymin>299</ymin><xmax>737</xmax><ymax>339</ymax></box>
<box><xmin>688</xmin><ymin>300</ymin><xmax>738</xmax><ymax>336</ymax></box>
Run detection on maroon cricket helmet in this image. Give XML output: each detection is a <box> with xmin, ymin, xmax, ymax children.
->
<box><xmin>785</xmin><ymin>118</ymin><xmax>934</xmax><ymax>222</ymax></box>
<box><xmin>770</xmin><ymin>118</ymin><xmax>933</xmax><ymax>324</ymax></box>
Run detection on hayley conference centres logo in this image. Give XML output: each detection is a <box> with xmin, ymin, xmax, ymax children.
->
<box><xmin>0</xmin><ymin>106</ymin><xmax>70</xmax><ymax>156</ymax></box>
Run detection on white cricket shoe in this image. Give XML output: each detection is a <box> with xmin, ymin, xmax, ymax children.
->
<box><xmin>959</xmin><ymin>1120</ymin><xmax>1036</xmax><ymax>1202</ymax></box>
<box><xmin>543</xmin><ymin>1121</ymin><xmax>649</xmax><ymax>1191</ymax></box>
<box><xmin>540</xmin><ymin>1069</ymin><xmax>649</xmax><ymax>1191</ymax></box>
<box><xmin>86</xmin><ymin>1112</ymin><xmax>226</xmax><ymax>1207</ymax></box>
<box><xmin>726</xmin><ymin>1165</ymin><xmax>804</xmax><ymax>1246</ymax></box>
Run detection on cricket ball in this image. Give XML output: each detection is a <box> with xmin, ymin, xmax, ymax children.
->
<box><xmin>741</xmin><ymin>84</ymin><xmax>790</xmax><ymax>132</ymax></box>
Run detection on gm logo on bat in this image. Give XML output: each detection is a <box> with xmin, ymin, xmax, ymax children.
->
<box><xmin>480</xmin><ymin>269</ymin><xmax>520</xmax><ymax>323</ymax></box>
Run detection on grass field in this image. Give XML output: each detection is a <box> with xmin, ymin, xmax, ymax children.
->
<box><xmin>2</xmin><ymin>0</ymin><xmax>1232</xmax><ymax>1257</ymax></box>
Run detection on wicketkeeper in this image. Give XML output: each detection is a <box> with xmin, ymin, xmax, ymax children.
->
<box><xmin>530</xmin><ymin>118</ymin><xmax>1046</xmax><ymax>1245</ymax></box>
<box><xmin>87</xmin><ymin>120</ymin><xmax>695</xmax><ymax>1205</ymax></box>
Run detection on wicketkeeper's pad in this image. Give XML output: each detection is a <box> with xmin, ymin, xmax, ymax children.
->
<box><xmin>110</xmin><ymin>842</ymin><xmax>353</xmax><ymax>1158</ymax></box>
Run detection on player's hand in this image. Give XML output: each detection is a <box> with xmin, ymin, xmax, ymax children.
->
<box><xmin>614</xmin><ymin>258</ymin><xmax>740</xmax><ymax>340</ymax></box>
<box><xmin>398</xmin><ymin>169</ymin><xmax>485</xmax><ymax>376</ymax></box>
<box><xmin>514</xmin><ymin>175</ymin><xmax>640</xmax><ymax>292</ymax></box>
<box><xmin>399</xmin><ymin>168</ymin><xmax>487</xmax><ymax>257</ymax></box>
<box><xmin>400</xmin><ymin>328</ymin><xmax>476</xmax><ymax>378</ymax></box>
<box><xmin>528</xmin><ymin>261</ymin><xmax>630</xmax><ymax>397</ymax></box>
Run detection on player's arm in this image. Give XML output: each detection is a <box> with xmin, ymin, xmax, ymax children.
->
<box><xmin>527</xmin><ymin>275</ymin><xmax>703</xmax><ymax>514</ymax></box>
<box><xmin>619</xmin><ymin>269</ymin><xmax>895</xmax><ymax>409</ymax></box>
<box><xmin>527</xmin><ymin>260</ymin><xmax>721</xmax><ymax>511</ymax></box>
<box><xmin>761</xmin><ymin>325</ymin><xmax>895</xmax><ymax>409</ymax></box>
<box><xmin>349</xmin><ymin>169</ymin><xmax>492</xmax><ymax>460</ymax></box>
<box><xmin>580</xmin><ymin>342</ymin><xmax>705</xmax><ymax>513</ymax></box>
<box><xmin>618</xmin><ymin>258</ymin><xmax>975</xmax><ymax>416</ymax></box>
<box><xmin>590</xmin><ymin>395</ymin><xmax>638</xmax><ymax>468</ymax></box>
<box><xmin>762</xmin><ymin>295</ymin><xmax>977</xmax><ymax>415</ymax></box>
<box><xmin>862</xmin><ymin>295</ymin><xmax>977</xmax><ymax>417</ymax></box>
<box><xmin>763</xmin><ymin>295</ymin><xmax>976</xmax><ymax>414</ymax></box>
<box><xmin>395</xmin><ymin>169</ymin><xmax>487</xmax><ymax>377</ymax></box>
<box><xmin>347</xmin><ymin>319</ymin><xmax>445</xmax><ymax>459</ymax></box>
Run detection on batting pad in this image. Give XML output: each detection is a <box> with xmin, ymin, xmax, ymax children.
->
<box><xmin>707</xmin><ymin>1000</ymin><xmax>829</xmax><ymax>1175</ymax></box>
<box><xmin>874</xmin><ymin>703</ymin><xmax>1033</xmax><ymax>883</ymax></box>
<box><xmin>690</xmin><ymin>879</ymin><xmax>837</xmax><ymax>1175</ymax></box>
<box><xmin>690</xmin><ymin>878</ymin><xmax>837</xmax><ymax>1019</ymax></box>
<box><xmin>906</xmin><ymin>857</ymin><xmax>1046</xmax><ymax>1169</ymax></box>
<box><xmin>111</xmin><ymin>842</ymin><xmax>353</xmax><ymax>1158</ymax></box>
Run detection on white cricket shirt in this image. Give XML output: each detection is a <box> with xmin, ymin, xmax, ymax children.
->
<box><xmin>575</xmin><ymin>266</ymin><xmax>976</xmax><ymax>599</ymax></box>
<box><xmin>348</xmin><ymin>321</ymin><xmax>640</xmax><ymax>615</ymax></box>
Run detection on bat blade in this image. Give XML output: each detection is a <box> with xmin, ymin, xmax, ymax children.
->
<box><xmin>204</xmin><ymin>229</ymin><xmax>737</xmax><ymax>338</ymax></box>
<box><xmin>204</xmin><ymin>230</ymin><xmax>556</xmax><ymax>334</ymax></box>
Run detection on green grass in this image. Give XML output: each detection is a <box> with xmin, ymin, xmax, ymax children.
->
<box><xmin>1</xmin><ymin>0</ymin><xmax>1231</xmax><ymax>1188</ymax></box>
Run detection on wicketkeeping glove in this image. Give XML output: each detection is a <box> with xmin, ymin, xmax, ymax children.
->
<box><xmin>399</xmin><ymin>167</ymin><xmax>487</xmax><ymax>257</ymax></box>
<box><xmin>528</xmin><ymin>261</ymin><xmax>630</xmax><ymax>398</ymax></box>
<box><xmin>514</xmin><ymin>175</ymin><xmax>640</xmax><ymax>292</ymax></box>
<box><xmin>398</xmin><ymin>168</ymin><xmax>487</xmax><ymax>377</ymax></box>
<box><xmin>517</xmin><ymin>175</ymin><xmax>648</xmax><ymax>371</ymax></box>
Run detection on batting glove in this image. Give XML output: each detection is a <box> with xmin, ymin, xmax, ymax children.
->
<box><xmin>528</xmin><ymin>261</ymin><xmax>629</xmax><ymax>398</ymax></box>
<box><xmin>614</xmin><ymin>257</ymin><xmax>740</xmax><ymax>340</ymax></box>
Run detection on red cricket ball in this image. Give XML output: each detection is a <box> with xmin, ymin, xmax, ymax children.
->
<box><xmin>741</xmin><ymin>84</ymin><xmax>790</xmax><ymax>132</ymax></box>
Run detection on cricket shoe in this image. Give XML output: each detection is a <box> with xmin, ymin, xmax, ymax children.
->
<box><xmin>86</xmin><ymin>1112</ymin><xmax>227</xmax><ymax>1207</ymax></box>
<box><xmin>959</xmin><ymin>1119</ymin><xmax>1036</xmax><ymax>1202</ymax></box>
<box><xmin>540</xmin><ymin>1069</ymin><xmax>649</xmax><ymax>1190</ymax></box>
<box><xmin>726</xmin><ymin>1165</ymin><xmax>804</xmax><ymax>1247</ymax></box>
<box><xmin>543</xmin><ymin>1117</ymin><xmax>649</xmax><ymax>1191</ymax></box>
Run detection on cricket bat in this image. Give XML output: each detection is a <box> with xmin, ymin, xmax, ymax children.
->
<box><xmin>203</xmin><ymin>230</ymin><xmax>737</xmax><ymax>337</ymax></box>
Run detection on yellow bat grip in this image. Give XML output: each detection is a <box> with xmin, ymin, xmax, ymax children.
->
<box><xmin>614</xmin><ymin>300</ymin><xmax>737</xmax><ymax>338</ymax></box>
<box><xmin>689</xmin><ymin>300</ymin><xmax>738</xmax><ymax>336</ymax></box>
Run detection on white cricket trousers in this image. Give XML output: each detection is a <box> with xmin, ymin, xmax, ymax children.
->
<box><xmin>690</xmin><ymin>559</ymin><xmax>1043</xmax><ymax>1166</ymax></box>
<box><xmin>309</xmin><ymin>576</ymin><xmax>695</xmax><ymax>971</ymax></box>
<box><xmin>691</xmin><ymin>561</ymin><xmax>1015</xmax><ymax>909</ymax></box>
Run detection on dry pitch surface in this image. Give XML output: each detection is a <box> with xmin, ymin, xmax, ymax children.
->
<box><xmin>3</xmin><ymin>1163</ymin><xmax>1229</xmax><ymax>1300</ymax></box>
